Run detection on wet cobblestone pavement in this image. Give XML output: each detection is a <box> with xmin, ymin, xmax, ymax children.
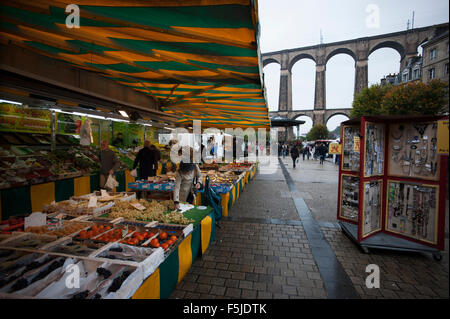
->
<box><xmin>170</xmin><ymin>157</ymin><xmax>449</xmax><ymax>299</ymax></box>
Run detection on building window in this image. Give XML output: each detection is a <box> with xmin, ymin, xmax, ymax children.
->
<box><xmin>403</xmin><ymin>73</ymin><xmax>408</xmax><ymax>82</ymax></box>
<box><xmin>446</xmin><ymin>63</ymin><xmax>449</xmax><ymax>75</ymax></box>
<box><xmin>429</xmin><ymin>68</ymin><xmax>435</xmax><ymax>79</ymax></box>
<box><xmin>430</xmin><ymin>48</ymin><xmax>437</xmax><ymax>60</ymax></box>
<box><xmin>413</xmin><ymin>69</ymin><xmax>419</xmax><ymax>79</ymax></box>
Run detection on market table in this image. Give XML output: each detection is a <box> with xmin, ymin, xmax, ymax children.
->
<box><xmin>127</xmin><ymin>163</ymin><xmax>258</xmax><ymax>218</ymax></box>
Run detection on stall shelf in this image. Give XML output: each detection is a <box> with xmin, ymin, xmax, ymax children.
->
<box><xmin>337</xmin><ymin>115</ymin><xmax>448</xmax><ymax>260</ymax></box>
<box><xmin>0</xmin><ymin>203</ymin><xmax>215</xmax><ymax>299</ymax></box>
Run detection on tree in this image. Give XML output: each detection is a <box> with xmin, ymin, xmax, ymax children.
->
<box><xmin>351</xmin><ymin>80</ymin><xmax>448</xmax><ymax>118</ymax></box>
<box><xmin>306</xmin><ymin>124</ymin><xmax>329</xmax><ymax>141</ymax></box>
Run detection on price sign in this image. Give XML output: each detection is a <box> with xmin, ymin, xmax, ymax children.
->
<box><xmin>130</xmin><ymin>202</ymin><xmax>146</xmax><ymax>211</ymax></box>
<box><xmin>353</xmin><ymin>136</ymin><xmax>360</xmax><ymax>152</ymax></box>
<box><xmin>88</xmin><ymin>196</ymin><xmax>97</xmax><ymax>208</ymax></box>
<box><xmin>100</xmin><ymin>189</ymin><xmax>108</xmax><ymax>197</ymax></box>
<box><xmin>329</xmin><ymin>143</ymin><xmax>342</xmax><ymax>155</ymax></box>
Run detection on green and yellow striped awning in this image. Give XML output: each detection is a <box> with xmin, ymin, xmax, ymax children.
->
<box><xmin>0</xmin><ymin>0</ymin><xmax>270</xmax><ymax>129</ymax></box>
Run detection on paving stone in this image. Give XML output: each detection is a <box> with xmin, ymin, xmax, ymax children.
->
<box><xmin>282</xmin><ymin>285</ymin><xmax>297</xmax><ymax>295</ymax></box>
<box><xmin>184</xmin><ymin>292</ymin><xmax>201</xmax><ymax>299</ymax></box>
<box><xmin>196</xmin><ymin>284</ymin><xmax>212</xmax><ymax>294</ymax></box>
<box><xmin>196</xmin><ymin>276</ymin><xmax>213</xmax><ymax>285</ymax></box>
<box><xmin>225</xmin><ymin>279</ymin><xmax>239</xmax><ymax>288</ymax></box>
<box><xmin>182</xmin><ymin>282</ymin><xmax>198</xmax><ymax>292</ymax></box>
<box><xmin>267</xmin><ymin>284</ymin><xmax>283</xmax><ymax>294</ymax></box>
<box><xmin>210</xmin><ymin>285</ymin><xmax>226</xmax><ymax>296</ymax></box>
<box><xmin>239</xmin><ymin>280</ymin><xmax>253</xmax><ymax>290</ymax></box>
<box><xmin>231</xmin><ymin>272</ymin><xmax>246</xmax><ymax>280</ymax></box>
<box><xmin>225</xmin><ymin>287</ymin><xmax>242</xmax><ymax>298</ymax></box>
<box><xmin>257</xmin><ymin>291</ymin><xmax>273</xmax><ymax>299</ymax></box>
<box><xmin>245</xmin><ymin>273</ymin><xmax>259</xmax><ymax>282</ymax></box>
<box><xmin>241</xmin><ymin>289</ymin><xmax>258</xmax><ymax>299</ymax></box>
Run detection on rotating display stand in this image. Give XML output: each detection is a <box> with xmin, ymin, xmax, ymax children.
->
<box><xmin>337</xmin><ymin>115</ymin><xmax>448</xmax><ymax>260</ymax></box>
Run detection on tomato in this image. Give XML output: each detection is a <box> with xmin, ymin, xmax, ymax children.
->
<box><xmin>161</xmin><ymin>243</ymin><xmax>168</xmax><ymax>250</ymax></box>
<box><xmin>159</xmin><ymin>232</ymin><xmax>168</xmax><ymax>240</ymax></box>
<box><xmin>154</xmin><ymin>243</ymin><xmax>160</xmax><ymax>248</ymax></box>
<box><xmin>170</xmin><ymin>235</ymin><xmax>177</xmax><ymax>242</ymax></box>
<box><xmin>150</xmin><ymin>238</ymin><xmax>159</xmax><ymax>247</ymax></box>
<box><xmin>148</xmin><ymin>232</ymin><xmax>155</xmax><ymax>238</ymax></box>
<box><xmin>166</xmin><ymin>239</ymin><xmax>173</xmax><ymax>246</ymax></box>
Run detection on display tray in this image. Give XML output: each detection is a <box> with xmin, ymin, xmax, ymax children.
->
<box><xmin>361</xmin><ymin>180</ymin><xmax>382</xmax><ymax>238</ymax></box>
<box><xmin>0</xmin><ymin>233</ymin><xmax>57</xmax><ymax>250</ymax></box>
<box><xmin>339</xmin><ymin>174</ymin><xmax>359</xmax><ymax>223</ymax></box>
<box><xmin>386</xmin><ymin>180</ymin><xmax>439</xmax><ymax>245</ymax></box>
<box><xmin>388</xmin><ymin>122</ymin><xmax>440</xmax><ymax>181</ymax></box>
<box><xmin>363</xmin><ymin>122</ymin><xmax>385</xmax><ymax>177</ymax></box>
<box><xmin>341</xmin><ymin>125</ymin><xmax>360</xmax><ymax>172</ymax></box>
<box><xmin>0</xmin><ymin>254</ymin><xmax>141</xmax><ymax>299</ymax></box>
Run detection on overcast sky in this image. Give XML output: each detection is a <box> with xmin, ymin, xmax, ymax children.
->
<box><xmin>259</xmin><ymin>0</ymin><xmax>449</xmax><ymax>135</ymax></box>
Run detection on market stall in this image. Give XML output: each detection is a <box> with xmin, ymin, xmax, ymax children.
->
<box><xmin>0</xmin><ymin>0</ymin><xmax>268</xmax><ymax>299</ymax></box>
<box><xmin>337</xmin><ymin>115</ymin><xmax>448</xmax><ymax>260</ymax></box>
<box><xmin>0</xmin><ymin>191</ymin><xmax>215</xmax><ymax>299</ymax></box>
<box><xmin>128</xmin><ymin>162</ymin><xmax>258</xmax><ymax>217</ymax></box>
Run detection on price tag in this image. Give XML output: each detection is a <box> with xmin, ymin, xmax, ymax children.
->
<box><xmin>24</xmin><ymin>212</ymin><xmax>46</xmax><ymax>230</ymax></box>
<box><xmin>130</xmin><ymin>202</ymin><xmax>146</xmax><ymax>211</ymax></box>
<box><xmin>183</xmin><ymin>223</ymin><xmax>193</xmax><ymax>237</ymax></box>
<box><xmin>88</xmin><ymin>196</ymin><xmax>97</xmax><ymax>208</ymax></box>
<box><xmin>100</xmin><ymin>189</ymin><xmax>108</xmax><ymax>197</ymax></box>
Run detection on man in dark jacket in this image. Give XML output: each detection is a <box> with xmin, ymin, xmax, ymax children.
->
<box><xmin>112</xmin><ymin>132</ymin><xmax>125</xmax><ymax>148</ymax></box>
<box><xmin>290</xmin><ymin>145</ymin><xmax>299</xmax><ymax>168</ymax></box>
<box><xmin>149</xmin><ymin>144</ymin><xmax>161</xmax><ymax>176</ymax></box>
<box><xmin>319</xmin><ymin>143</ymin><xmax>327</xmax><ymax>165</ymax></box>
<box><xmin>99</xmin><ymin>140</ymin><xmax>121</xmax><ymax>191</ymax></box>
<box><xmin>133</xmin><ymin>140</ymin><xmax>157</xmax><ymax>180</ymax></box>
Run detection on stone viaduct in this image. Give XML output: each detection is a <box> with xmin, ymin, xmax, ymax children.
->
<box><xmin>262</xmin><ymin>23</ymin><xmax>449</xmax><ymax>138</ymax></box>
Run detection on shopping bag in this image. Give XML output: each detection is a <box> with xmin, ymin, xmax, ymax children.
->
<box><xmin>105</xmin><ymin>174</ymin><xmax>119</xmax><ymax>189</ymax></box>
<box><xmin>130</xmin><ymin>169</ymin><xmax>137</xmax><ymax>177</ymax></box>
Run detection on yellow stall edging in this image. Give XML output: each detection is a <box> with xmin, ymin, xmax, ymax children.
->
<box><xmin>131</xmin><ymin>268</ymin><xmax>160</xmax><ymax>299</ymax></box>
<box><xmin>201</xmin><ymin>215</ymin><xmax>212</xmax><ymax>254</ymax></box>
<box><xmin>221</xmin><ymin>192</ymin><xmax>229</xmax><ymax>217</ymax></box>
<box><xmin>73</xmin><ymin>176</ymin><xmax>90</xmax><ymax>197</ymax></box>
<box><xmin>177</xmin><ymin>234</ymin><xmax>193</xmax><ymax>284</ymax></box>
<box><xmin>30</xmin><ymin>182</ymin><xmax>55</xmax><ymax>212</ymax></box>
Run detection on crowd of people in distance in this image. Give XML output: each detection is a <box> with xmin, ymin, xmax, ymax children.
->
<box><xmin>278</xmin><ymin>141</ymin><xmax>331</xmax><ymax>169</ymax></box>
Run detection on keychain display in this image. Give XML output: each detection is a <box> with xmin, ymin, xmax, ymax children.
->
<box><xmin>388</xmin><ymin>122</ymin><xmax>439</xmax><ymax>180</ymax></box>
<box><xmin>387</xmin><ymin>181</ymin><xmax>438</xmax><ymax>244</ymax></box>
<box><xmin>340</xmin><ymin>175</ymin><xmax>359</xmax><ymax>222</ymax></box>
<box><xmin>362</xmin><ymin>180</ymin><xmax>382</xmax><ymax>236</ymax></box>
<box><xmin>364</xmin><ymin>123</ymin><xmax>384</xmax><ymax>176</ymax></box>
<box><xmin>342</xmin><ymin>126</ymin><xmax>360</xmax><ymax>172</ymax></box>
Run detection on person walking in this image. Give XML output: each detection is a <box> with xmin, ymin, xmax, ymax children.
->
<box><xmin>319</xmin><ymin>143</ymin><xmax>327</xmax><ymax>165</ymax></box>
<box><xmin>306</xmin><ymin>145</ymin><xmax>311</xmax><ymax>160</ymax></box>
<box><xmin>310</xmin><ymin>146</ymin><xmax>315</xmax><ymax>161</ymax></box>
<box><xmin>302</xmin><ymin>147</ymin><xmax>307</xmax><ymax>161</ymax></box>
<box><xmin>133</xmin><ymin>140</ymin><xmax>157</xmax><ymax>181</ymax></box>
<box><xmin>290</xmin><ymin>144</ymin><xmax>299</xmax><ymax>169</ymax></box>
<box><xmin>99</xmin><ymin>140</ymin><xmax>121</xmax><ymax>191</ymax></box>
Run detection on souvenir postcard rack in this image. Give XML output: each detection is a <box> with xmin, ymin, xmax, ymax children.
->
<box><xmin>337</xmin><ymin>115</ymin><xmax>448</xmax><ymax>260</ymax></box>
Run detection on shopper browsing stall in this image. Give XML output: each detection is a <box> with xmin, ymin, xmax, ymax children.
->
<box><xmin>99</xmin><ymin>140</ymin><xmax>121</xmax><ymax>191</ymax></box>
<box><xmin>112</xmin><ymin>132</ymin><xmax>125</xmax><ymax>148</ymax></box>
<box><xmin>133</xmin><ymin>140</ymin><xmax>157</xmax><ymax>181</ymax></box>
<box><xmin>173</xmin><ymin>149</ymin><xmax>203</xmax><ymax>210</ymax></box>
